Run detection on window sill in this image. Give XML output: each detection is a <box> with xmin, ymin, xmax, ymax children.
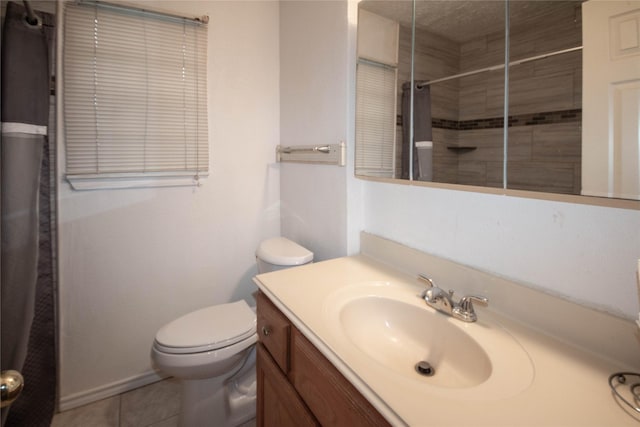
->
<box><xmin>66</xmin><ymin>172</ymin><xmax>208</xmax><ymax>190</ymax></box>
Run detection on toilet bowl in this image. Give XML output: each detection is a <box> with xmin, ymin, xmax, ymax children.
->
<box><xmin>151</xmin><ymin>237</ymin><xmax>313</xmax><ymax>427</ymax></box>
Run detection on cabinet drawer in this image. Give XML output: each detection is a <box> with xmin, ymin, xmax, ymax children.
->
<box><xmin>256</xmin><ymin>292</ymin><xmax>290</xmax><ymax>373</ymax></box>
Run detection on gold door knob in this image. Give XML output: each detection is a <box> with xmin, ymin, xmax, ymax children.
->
<box><xmin>1</xmin><ymin>370</ymin><xmax>24</xmax><ymax>408</ymax></box>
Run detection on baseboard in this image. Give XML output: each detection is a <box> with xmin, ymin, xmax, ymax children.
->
<box><xmin>58</xmin><ymin>370</ymin><xmax>168</xmax><ymax>412</ymax></box>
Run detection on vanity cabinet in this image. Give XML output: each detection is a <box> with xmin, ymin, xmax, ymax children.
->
<box><xmin>256</xmin><ymin>292</ymin><xmax>390</xmax><ymax>427</ymax></box>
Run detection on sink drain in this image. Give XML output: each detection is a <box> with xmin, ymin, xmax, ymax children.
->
<box><xmin>415</xmin><ymin>361</ymin><xmax>435</xmax><ymax>376</ymax></box>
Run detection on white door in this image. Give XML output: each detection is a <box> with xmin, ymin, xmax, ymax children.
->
<box><xmin>582</xmin><ymin>0</ymin><xmax>640</xmax><ymax>200</ymax></box>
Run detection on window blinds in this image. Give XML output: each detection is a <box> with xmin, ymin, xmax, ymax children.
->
<box><xmin>63</xmin><ymin>1</ymin><xmax>208</xmax><ymax>186</ymax></box>
<box><xmin>355</xmin><ymin>60</ymin><xmax>397</xmax><ymax>178</ymax></box>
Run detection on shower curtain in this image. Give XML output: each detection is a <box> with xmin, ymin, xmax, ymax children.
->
<box><xmin>401</xmin><ymin>82</ymin><xmax>433</xmax><ymax>180</ymax></box>
<box><xmin>1</xmin><ymin>2</ymin><xmax>57</xmax><ymax>426</ymax></box>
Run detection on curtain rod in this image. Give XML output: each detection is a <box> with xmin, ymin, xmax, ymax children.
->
<box><xmin>416</xmin><ymin>45</ymin><xmax>582</xmax><ymax>89</ymax></box>
<box><xmin>77</xmin><ymin>0</ymin><xmax>209</xmax><ymax>25</ymax></box>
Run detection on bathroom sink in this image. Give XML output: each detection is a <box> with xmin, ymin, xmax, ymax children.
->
<box><xmin>340</xmin><ymin>296</ymin><xmax>491</xmax><ymax>388</ymax></box>
<box><xmin>323</xmin><ymin>281</ymin><xmax>534</xmax><ymax>400</ymax></box>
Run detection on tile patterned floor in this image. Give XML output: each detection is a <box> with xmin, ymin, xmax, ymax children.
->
<box><xmin>51</xmin><ymin>379</ymin><xmax>256</xmax><ymax>427</ymax></box>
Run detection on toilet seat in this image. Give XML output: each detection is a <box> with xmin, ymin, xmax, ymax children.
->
<box><xmin>154</xmin><ymin>301</ymin><xmax>256</xmax><ymax>354</ymax></box>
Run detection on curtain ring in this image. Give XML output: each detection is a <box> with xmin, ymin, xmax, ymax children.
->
<box><xmin>22</xmin><ymin>13</ymin><xmax>42</xmax><ymax>29</ymax></box>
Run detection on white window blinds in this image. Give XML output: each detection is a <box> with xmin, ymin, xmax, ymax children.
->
<box><xmin>355</xmin><ymin>60</ymin><xmax>397</xmax><ymax>178</ymax></box>
<box><xmin>63</xmin><ymin>1</ymin><xmax>208</xmax><ymax>189</ymax></box>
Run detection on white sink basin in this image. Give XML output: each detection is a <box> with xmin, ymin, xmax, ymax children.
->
<box><xmin>340</xmin><ymin>295</ymin><xmax>491</xmax><ymax>388</ymax></box>
<box><xmin>323</xmin><ymin>281</ymin><xmax>534</xmax><ymax>400</ymax></box>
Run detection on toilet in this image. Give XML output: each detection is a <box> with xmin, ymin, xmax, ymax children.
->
<box><xmin>151</xmin><ymin>237</ymin><xmax>313</xmax><ymax>427</ymax></box>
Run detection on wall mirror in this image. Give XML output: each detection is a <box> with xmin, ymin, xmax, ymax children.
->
<box><xmin>355</xmin><ymin>0</ymin><xmax>640</xmax><ymax>201</ymax></box>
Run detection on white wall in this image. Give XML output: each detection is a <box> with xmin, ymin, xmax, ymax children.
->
<box><xmin>362</xmin><ymin>182</ymin><xmax>640</xmax><ymax>319</ymax></box>
<box><xmin>57</xmin><ymin>1</ymin><xmax>281</xmax><ymax>407</ymax></box>
<box><xmin>279</xmin><ymin>1</ymin><xmax>350</xmax><ymax>261</ymax></box>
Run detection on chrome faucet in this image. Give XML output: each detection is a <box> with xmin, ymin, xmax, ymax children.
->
<box><xmin>418</xmin><ymin>274</ymin><xmax>488</xmax><ymax>322</ymax></box>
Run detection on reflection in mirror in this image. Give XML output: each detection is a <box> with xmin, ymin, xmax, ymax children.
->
<box><xmin>355</xmin><ymin>2</ymin><xmax>409</xmax><ymax>178</ymax></box>
<box><xmin>356</xmin><ymin>0</ymin><xmax>639</xmax><ymax>200</ymax></box>
<box><xmin>506</xmin><ymin>1</ymin><xmax>582</xmax><ymax>195</ymax></box>
<box><xmin>411</xmin><ymin>2</ymin><xmax>506</xmax><ymax>186</ymax></box>
<box><xmin>582</xmin><ymin>1</ymin><xmax>640</xmax><ymax>200</ymax></box>
<box><xmin>356</xmin><ymin>1</ymin><xmax>510</xmax><ymax>184</ymax></box>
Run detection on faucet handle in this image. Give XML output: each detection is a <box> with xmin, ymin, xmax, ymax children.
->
<box><xmin>453</xmin><ymin>295</ymin><xmax>489</xmax><ymax>322</ymax></box>
<box><xmin>417</xmin><ymin>274</ymin><xmax>435</xmax><ymax>289</ymax></box>
<box><xmin>417</xmin><ymin>274</ymin><xmax>435</xmax><ymax>299</ymax></box>
<box><xmin>459</xmin><ymin>295</ymin><xmax>488</xmax><ymax>311</ymax></box>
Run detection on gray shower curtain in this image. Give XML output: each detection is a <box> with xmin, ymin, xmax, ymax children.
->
<box><xmin>1</xmin><ymin>2</ymin><xmax>56</xmax><ymax>426</ymax></box>
<box><xmin>401</xmin><ymin>82</ymin><xmax>433</xmax><ymax>180</ymax></box>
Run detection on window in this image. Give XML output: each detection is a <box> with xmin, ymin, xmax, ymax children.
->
<box><xmin>63</xmin><ymin>1</ymin><xmax>208</xmax><ymax>189</ymax></box>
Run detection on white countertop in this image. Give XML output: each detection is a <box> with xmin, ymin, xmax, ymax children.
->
<box><xmin>254</xmin><ymin>254</ymin><xmax>640</xmax><ymax>426</ymax></box>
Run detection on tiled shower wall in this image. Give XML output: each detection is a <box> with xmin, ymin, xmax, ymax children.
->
<box><xmin>397</xmin><ymin>25</ymin><xmax>460</xmax><ymax>180</ymax></box>
<box><xmin>397</xmin><ymin>2</ymin><xmax>582</xmax><ymax>194</ymax></box>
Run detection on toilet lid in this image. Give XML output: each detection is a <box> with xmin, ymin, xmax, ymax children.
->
<box><xmin>154</xmin><ymin>301</ymin><xmax>256</xmax><ymax>354</ymax></box>
<box><xmin>256</xmin><ymin>237</ymin><xmax>313</xmax><ymax>266</ymax></box>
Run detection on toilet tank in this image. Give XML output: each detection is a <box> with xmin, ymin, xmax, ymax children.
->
<box><xmin>256</xmin><ymin>237</ymin><xmax>313</xmax><ymax>274</ymax></box>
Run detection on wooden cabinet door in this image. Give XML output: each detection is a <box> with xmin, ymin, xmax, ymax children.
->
<box><xmin>257</xmin><ymin>343</ymin><xmax>318</xmax><ymax>427</ymax></box>
<box><xmin>290</xmin><ymin>328</ymin><xmax>391</xmax><ymax>427</ymax></box>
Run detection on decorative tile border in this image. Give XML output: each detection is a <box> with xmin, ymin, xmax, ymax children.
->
<box><xmin>397</xmin><ymin>109</ymin><xmax>581</xmax><ymax>130</ymax></box>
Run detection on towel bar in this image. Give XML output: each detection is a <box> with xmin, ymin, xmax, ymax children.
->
<box><xmin>276</xmin><ymin>142</ymin><xmax>345</xmax><ymax>166</ymax></box>
<box><xmin>280</xmin><ymin>145</ymin><xmax>331</xmax><ymax>154</ymax></box>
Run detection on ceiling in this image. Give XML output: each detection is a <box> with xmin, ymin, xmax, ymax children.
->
<box><xmin>360</xmin><ymin>0</ymin><xmax>582</xmax><ymax>43</ymax></box>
